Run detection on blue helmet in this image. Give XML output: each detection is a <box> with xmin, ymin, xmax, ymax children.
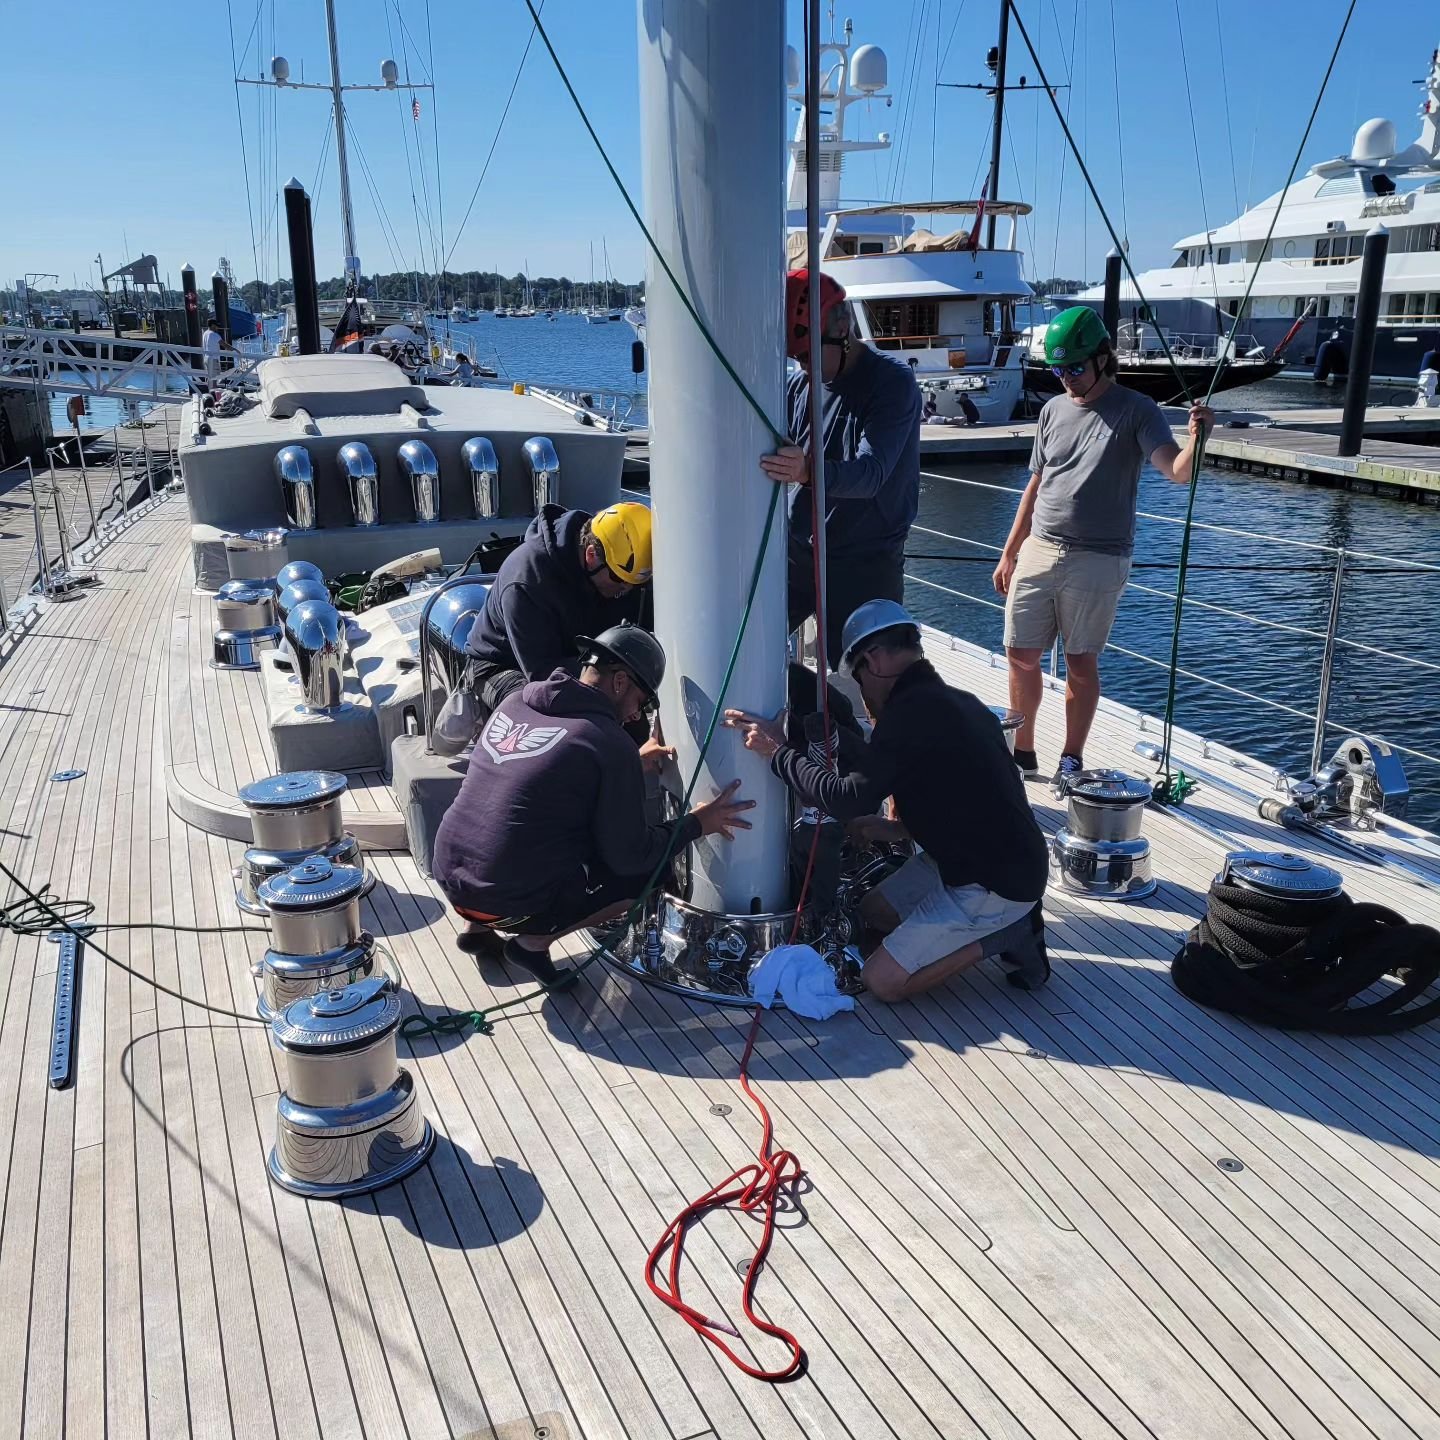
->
<box><xmin>838</xmin><ymin>599</ymin><xmax>918</xmax><ymax>676</ymax></box>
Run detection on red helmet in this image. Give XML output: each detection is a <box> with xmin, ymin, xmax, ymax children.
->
<box><xmin>785</xmin><ymin>268</ymin><xmax>848</xmax><ymax>360</ymax></box>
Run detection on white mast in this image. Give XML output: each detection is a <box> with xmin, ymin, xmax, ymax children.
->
<box><xmin>638</xmin><ymin>0</ymin><xmax>789</xmax><ymax>913</ymax></box>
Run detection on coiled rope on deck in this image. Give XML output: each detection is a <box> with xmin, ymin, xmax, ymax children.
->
<box><xmin>1173</xmin><ymin>878</ymin><xmax>1440</xmax><ymax>1034</ymax></box>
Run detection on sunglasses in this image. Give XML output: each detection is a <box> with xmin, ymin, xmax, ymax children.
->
<box><xmin>1050</xmin><ymin>359</ymin><xmax>1093</xmax><ymax>379</ymax></box>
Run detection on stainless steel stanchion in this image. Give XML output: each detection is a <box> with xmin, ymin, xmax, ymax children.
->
<box><xmin>27</xmin><ymin>461</ymin><xmax>53</xmax><ymax>596</ymax></box>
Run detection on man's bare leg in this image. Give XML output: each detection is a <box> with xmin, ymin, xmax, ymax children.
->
<box><xmin>1006</xmin><ymin>646</ymin><xmax>1045</xmax><ymax>753</ymax></box>
<box><xmin>862</xmin><ymin>940</ymin><xmax>984</xmax><ymax>1003</ymax></box>
<box><xmin>1061</xmin><ymin>650</ymin><xmax>1101</xmax><ymax>760</ymax></box>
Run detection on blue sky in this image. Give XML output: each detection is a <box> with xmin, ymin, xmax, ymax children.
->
<box><xmin>5</xmin><ymin>1</ymin><xmax>1434</xmax><ymax>294</ymax></box>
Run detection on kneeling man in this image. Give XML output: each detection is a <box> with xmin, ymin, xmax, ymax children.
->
<box><xmin>725</xmin><ymin>601</ymin><xmax>1049</xmax><ymax>1001</ymax></box>
<box><xmin>434</xmin><ymin>623</ymin><xmax>752</xmax><ymax>987</ymax></box>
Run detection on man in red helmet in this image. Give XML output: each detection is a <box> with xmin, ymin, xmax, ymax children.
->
<box><xmin>760</xmin><ymin>269</ymin><xmax>923</xmax><ymax>666</ymax></box>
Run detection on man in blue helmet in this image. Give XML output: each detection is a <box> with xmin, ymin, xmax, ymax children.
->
<box><xmin>724</xmin><ymin>600</ymin><xmax>1049</xmax><ymax>1002</ymax></box>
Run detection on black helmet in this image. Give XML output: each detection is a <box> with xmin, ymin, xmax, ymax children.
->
<box><xmin>575</xmin><ymin>621</ymin><xmax>666</xmax><ymax>699</ymax></box>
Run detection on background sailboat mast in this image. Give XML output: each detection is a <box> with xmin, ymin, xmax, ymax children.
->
<box><xmin>987</xmin><ymin>0</ymin><xmax>1009</xmax><ymax>249</ymax></box>
<box><xmin>324</xmin><ymin>0</ymin><xmax>361</xmax><ymax>293</ymax></box>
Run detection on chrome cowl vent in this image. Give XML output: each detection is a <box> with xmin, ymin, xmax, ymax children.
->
<box><xmin>422</xmin><ymin>580</ymin><xmax>491</xmax><ymax>689</ymax></box>
<box><xmin>284</xmin><ymin>600</ymin><xmax>348</xmax><ymax>713</ymax></box>
<box><xmin>461</xmin><ymin>436</ymin><xmax>500</xmax><ymax>519</ymax></box>
<box><xmin>336</xmin><ymin>441</ymin><xmax>380</xmax><ymax>527</ymax></box>
<box><xmin>523</xmin><ymin>435</ymin><xmax>560</xmax><ymax>512</ymax></box>
<box><xmin>274</xmin><ymin>445</ymin><xmax>316</xmax><ymax>530</ymax></box>
<box><xmin>397</xmin><ymin>439</ymin><xmax>441</xmax><ymax>523</ymax></box>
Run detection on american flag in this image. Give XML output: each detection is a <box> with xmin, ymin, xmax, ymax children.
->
<box><xmin>412</xmin><ymin>96</ymin><xmax>421</xmax><ymax>121</ymax></box>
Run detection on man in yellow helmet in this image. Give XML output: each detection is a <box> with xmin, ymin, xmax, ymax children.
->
<box><xmin>464</xmin><ymin>500</ymin><xmax>655</xmax><ymax>720</ymax></box>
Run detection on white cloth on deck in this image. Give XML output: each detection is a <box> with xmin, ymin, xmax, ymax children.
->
<box><xmin>748</xmin><ymin>944</ymin><xmax>855</xmax><ymax>1020</ymax></box>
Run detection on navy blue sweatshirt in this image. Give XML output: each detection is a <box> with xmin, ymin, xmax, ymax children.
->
<box><xmin>432</xmin><ymin>671</ymin><xmax>700</xmax><ymax>915</ymax></box>
<box><xmin>786</xmin><ymin>343</ymin><xmax>923</xmax><ymax>560</ymax></box>
<box><xmin>770</xmin><ymin>659</ymin><xmax>1048</xmax><ymax>904</ymax></box>
<box><xmin>464</xmin><ymin>506</ymin><xmax>647</xmax><ymax>681</ymax></box>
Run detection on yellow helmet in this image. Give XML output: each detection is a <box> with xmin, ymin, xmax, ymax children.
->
<box><xmin>589</xmin><ymin>502</ymin><xmax>653</xmax><ymax>586</ymax></box>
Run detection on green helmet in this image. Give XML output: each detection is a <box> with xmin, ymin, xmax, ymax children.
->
<box><xmin>1043</xmin><ymin>306</ymin><xmax>1110</xmax><ymax>365</ymax></box>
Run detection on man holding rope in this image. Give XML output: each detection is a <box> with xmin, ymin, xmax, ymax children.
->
<box><xmin>992</xmin><ymin>307</ymin><xmax>1213</xmax><ymax>790</ymax></box>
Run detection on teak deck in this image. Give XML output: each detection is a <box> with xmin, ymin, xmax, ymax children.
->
<box><xmin>0</xmin><ymin>497</ymin><xmax>1437</xmax><ymax>1438</ymax></box>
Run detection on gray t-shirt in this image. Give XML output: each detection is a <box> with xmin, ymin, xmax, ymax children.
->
<box><xmin>1028</xmin><ymin>385</ymin><xmax>1175</xmax><ymax>556</ymax></box>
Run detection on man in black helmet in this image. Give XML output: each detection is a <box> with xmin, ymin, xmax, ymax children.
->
<box><xmin>433</xmin><ymin>622</ymin><xmax>754</xmax><ymax>986</ymax></box>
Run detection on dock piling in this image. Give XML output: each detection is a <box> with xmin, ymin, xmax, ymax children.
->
<box><xmin>1338</xmin><ymin>225</ymin><xmax>1390</xmax><ymax>458</ymax></box>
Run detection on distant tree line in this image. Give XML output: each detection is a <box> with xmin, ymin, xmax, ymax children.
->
<box><xmin>1032</xmin><ymin>277</ymin><xmax>1093</xmax><ymax>296</ymax></box>
<box><xmin>237</xmin><ymin>270</ymin><xmax>643</xmax><ymax>312</ymax></box>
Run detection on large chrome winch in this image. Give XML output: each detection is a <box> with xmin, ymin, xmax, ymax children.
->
<box><xmin>255</xmin><ymin>858</ymin><xmax>385</xmax><ymax>1019</ymax></box>
<box><xmin>1051</xmin><ymin>768</ymin><xmax>1156</xmax><ymax>902</ymax></box>
<box><xmin>268</xmin><ymin>976</ymin><xmax>434</xmax><ymax>1198</ymax></box>
<box><xmin>605</xmin><ymin>894</ymin><xmax>826</xmax><ymax>1003</ymax></box>
<box><xmin>235</xmin><ymin>770</ymin><xmax>371</xmax><ymax>915</ymax></box>
<box><xmin>1218</xmin><ymin>850</ymin><xmax>1344</xmax><ymax>901</ymax></box>
<box><xmin>212</xmin><ymin>581</ymin><xmax>282</xmax><ymax>669</ymax></box>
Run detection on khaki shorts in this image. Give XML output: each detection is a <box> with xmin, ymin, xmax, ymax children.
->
<box><xmin>874</xmin><ymin>853</ymin><xmax>1035</xmax><ymax>975</ymax></box>
<box><xmin>1003</xmin><ymin>535</ymin><xmax>1131</xmax><ymax>655</ymax></box>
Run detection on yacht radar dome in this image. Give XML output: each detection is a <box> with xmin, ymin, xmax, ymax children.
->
<box><xmin>849</xmin><ymin>44</ymin><xmax>887</xmax><ymax>93</ymax></box>
<box><xmin>271</xmin><ymin>55</ymin><xmax>290</xmax><ymax>85</ymax></box>
<box><xmin>1350</xmin><ymin>117</ymin><xmax>1398</xmax><ymax>166</ymax></box>
<box><xmin>380</xmin><ymin>58</ymin><xmax>398</xmax><ymax>87</ymax></box>
<box><xmin>785</xmin><ymin>44</ymin><xmax>801</xmax><ymax>91</ymax></box>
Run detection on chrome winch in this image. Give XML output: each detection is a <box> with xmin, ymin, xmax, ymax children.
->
<box><xmin>1050</xmin><ymin>768</ymin><xmax>1157</xmax><ymax>902</ymax></box>
<box><xmin>1218</xmin><ymin>850</ymin><xmax>1344</xmax><ymax>901</ymax></box>
<box><xmin>223</xmin><ymin>526</ymin><xmax>289</xmax><ymax>583</ymax></box>
<box><xmin>255</xmin><ymin>858</ymin><xmax>389</xmax><ymax>1019</ymax></box>
<box><xmin>212</xmin><ymin>581</ymin><xmax>282</xmax><ymax>670</ymax></box>
<box><xmin>234</xmin><ymin>770</ymin><xmax>372</xmax><ymax>916</ymax></box>
<box><xmin>268</xmin><ymin>976</ymin><xmax>434</xmax><ymax>1198</ymax></box>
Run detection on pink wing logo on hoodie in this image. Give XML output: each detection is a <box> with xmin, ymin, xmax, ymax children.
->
<box><xmin>481</xmin><ymin>710</ymin><xmax>568</xmax><ymax>764</ymax></box>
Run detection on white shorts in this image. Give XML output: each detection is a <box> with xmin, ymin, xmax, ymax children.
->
<box><xmin>874</xmin><ymin>853</ymin><xmax>1035</xmax><ymax>975</ymax></box>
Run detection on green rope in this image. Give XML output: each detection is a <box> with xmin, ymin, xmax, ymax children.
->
<box><xmin>1007</xmin><ymin>0</ymin><xmax>1357</xmax><ymax>803</ymax></box>
<box><xmin>402</xmin><ymin>4</ymin><xmax>792</xmax><ymax>1043</ymax></box>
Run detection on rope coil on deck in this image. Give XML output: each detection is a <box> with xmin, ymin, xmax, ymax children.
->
<box><xmin>1172</xmin><ymin>879</ymin><xmax>1440</xmax><ymax>1034</ymax></box>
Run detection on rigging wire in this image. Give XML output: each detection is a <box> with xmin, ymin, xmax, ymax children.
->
<box><xmin>886</xmin><ymin>0</ymin><xmax>928</xmax><ymax>199</ymax></box>
<box><xmin>929</xmin><ymin>0</ymin><xmax>942</xmax><ymax>196</ymax></box>
<box><xmin>346</xmin><ymin>115</ymin><xmax>413</xmax><ymax>277</ymax></box>
<box><xmin>1046</xmin><ymin>0</ymin><xmax>1082</xmax><ymax>285</ymax></box>
<box><xmin>1174</xmin><ymin>0</ymin><xmax>1223</xmax><ymax>326</ymax></box>
<box><xmin>384</xmin><ymin>2</ymin><xmax>434</xmax><ymax>307</ymax></box>
<box><xmin>424</xmin><ymin>0</ymin><xmax>448</xmax><ymax>307</ymax></box>
<box><xmin>1212</xmin><ymin>0</ymin><xmax>1242</xmax><ymax>216</ymax></box>
<box><xmin>225</xmin><ymin>0</ymin><xmax>264</xmax><ymax>296</ymax></box>
<box><xmin>442</xmin><ymin>1</ymin><xmax>545</xmax><ymax>275</ymax></box>
<box><xmin>1106</xmin><ymin>0</ymin><xmax>1128</xmax><ymax>248</ymax></box>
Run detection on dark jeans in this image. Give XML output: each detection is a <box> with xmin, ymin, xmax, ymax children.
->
<box><xmin>465</xmin><ymin>661</ymin><xmax>527</xmax><ymax>718</ymax></box>
<box><xmin>511</xmin><ymin>860</ymin><xmax>651</xmax><ymax>937</ymax></box>
<box><xmin>788</xmin><ymin>544</ymin><xmax>906</xmax><ymax>668</ymax></box>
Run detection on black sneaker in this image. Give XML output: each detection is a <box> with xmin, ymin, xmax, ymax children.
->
<box><xmin>1013</xmin><ymin>746</ymin><xmax>1040</xmax><ymax>778</ymax></box>
<box><xmin>1051</xmin><ymin>753</ymin><xmax>1084</xmax><ymax>797</ymax></box>
<box><xmin>502</xmin><ymin>937</ymin><xmax>578</xmax><ymax>991</ymax></box>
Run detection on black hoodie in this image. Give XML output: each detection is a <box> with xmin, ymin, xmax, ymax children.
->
<box><xmin>432</xmin><ymin>670</ymin><xmax>700</xmax><ymax>915</ymax></box>
<box><xmin>464</xmin><ymin>506</ymin><xmax>648</xmax><ymax>682</ymax></box>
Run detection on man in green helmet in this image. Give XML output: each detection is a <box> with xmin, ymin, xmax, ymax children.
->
<box><xmin>992</xmin><ymin>306</ymin><xmax>1213</xmax><ymax>790</ymax></box>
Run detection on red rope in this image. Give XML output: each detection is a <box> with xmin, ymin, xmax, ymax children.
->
<box><xmin>644</xmin><ymin>425</ymin><xmax>838</xmax><ymax>1384</ymax></box>
<box><xmin>643</xmin><ymin>1013</ymin><xmax>806</xmax><ymax>1381</ymax></box>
